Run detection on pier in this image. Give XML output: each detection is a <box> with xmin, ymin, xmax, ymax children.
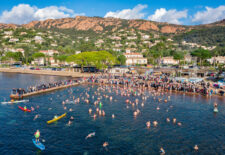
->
<box><xmin>10</xmin><ymin>82</ymin><xmax>81</xmax><ymax>99</ymax></box>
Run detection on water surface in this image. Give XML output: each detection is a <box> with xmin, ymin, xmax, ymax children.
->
<box><xmin>0</xmin><ymin>72</ymin><xmax>224</xmax><ymax>155</ymax></box>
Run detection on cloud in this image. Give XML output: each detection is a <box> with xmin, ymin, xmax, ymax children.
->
<box><xmin>148</xmin><ymin>8</ymin><xmax>188</xmax><ymax>24</ymax></box>
<box><xmin>192</xmin><ymin>5</ymin><xmax>225</xmax><ymax>24</ymax></box>
<box><xmin>0</xmin><ymin>4</ymin><xmax>84</xmax><ymax>24</ymax></box>
<box><xmin>104</xmin><ymin>4</ymin><xmax>147</xmax><ymax>19</ymax></box>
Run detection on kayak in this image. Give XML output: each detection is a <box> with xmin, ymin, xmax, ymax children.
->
<box><xmin>32</xmin><ymin>139</ymin><xmax>45</xmax><ymax>151</ymax></box>
<box><xmin>47</xmin><ymin>113</ymin><xmax>67</xmax><ymax>124</ymax></box>
<box><xmin>1</xmin><ymin>100</ymin><xmax>29</xmax><ymax>104</ymax></box>
<box><xmin>18</xmin><ymin>106</ymin><xmax>31</xmax><ymax>112</ymax></box>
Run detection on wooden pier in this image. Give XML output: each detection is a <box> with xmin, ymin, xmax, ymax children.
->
<box><xmin>10</xmin><ymin>82</ymin><xmax>81</xmax><ymax>99</ymax></box>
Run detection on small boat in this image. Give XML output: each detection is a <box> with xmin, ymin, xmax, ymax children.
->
<box><xmin>47</xmin><ymin>113</ymin><xmax>67</xmax><ymax>124</ymax></box>
<box><xmin>1</xmin><ymin>100</ymin><xmax>29</xmax><ymax>104</ymax></box>
<box><xmin>18</xmin><ymin>106</ymin><xmax>31</xmax><ymax>112</ymax></box>
<box><xmin>32</xmin><ymin>139</ymin><xmax>45</xmax><ymax>150</ymax></box>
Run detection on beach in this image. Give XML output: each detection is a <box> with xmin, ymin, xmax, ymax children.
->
<box><xmin>0</xmin><ymin>67</ymin><xmax>94</xmax><ymax>78</ymax></box>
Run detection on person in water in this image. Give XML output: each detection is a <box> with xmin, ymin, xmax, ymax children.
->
<box><xmin>54</xmin><ymin>115</ymin><xmax>58</xmax><ymax>119</ymax></box>
<box><xmin>34</xmin><ymin>130</ymin><xmax>40</xmax><ymax>143</ymax></box>
<box><xmin>24</xmin><ymin>106</ymin><xmax>27</xmax><ymax>110</ymax></box>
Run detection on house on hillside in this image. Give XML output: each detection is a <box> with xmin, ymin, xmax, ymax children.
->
<box><xmin>161</xmin><ymin>57</ymin><xmax>179</xmax><ymax>65</ymax></box>
<box><xmin>40</xmin><ymin>50</ymin><xmax>59</xmax><ymax>56</ymax></box>
<box><xmin>207</xmin><ymin>56</ymin><xmax>225</xmax><ymax>64</ymax></box>
<box><xmin>34</xmin><ymin>36</ymin><xmax>44</xmax><ymax>44</ymax></box>
<box><xmin>9</xmin><ymin>38</ymin><xmax>19</xmax><ymax>42</ymax></box>
<box><xmin>123</xmin><ymin>52</ymin><xmax>147</xmax><ymax>66</ymax></box>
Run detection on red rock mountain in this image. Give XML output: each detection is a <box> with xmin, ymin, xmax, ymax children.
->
<box><xmin>1</xmin><ymin>16</ymin><xmax>224</xmax><ymax>34</ymax></box>
<box><xmin>23</xmin><ymin>16</ymin><xmax>188</xmax><ymax>33</ymax></box>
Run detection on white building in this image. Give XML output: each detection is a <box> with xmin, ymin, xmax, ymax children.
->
<box><xmin>4</xmin><ymin>31</ymin><xmax>13</xmax><ymax>35</ymax></box>
<box><xmin>161</xmin><ymin>57</ymin><xmax>179</xmax><ymax>65</ymax></box>
<box><xmin>9</xmin><ymin>38</ymin><xmax>19</xmax><ymax>42</ymax></box>
<box><xmin>109</xmin><ymin>67</ymin><xmax>129</xmax><ymax>74</ymax></box>
<box><xmin>207</xmin><ymin>56</ymin><xmax>225</xmax><ymax>64</ymax></box>
<box><xmin>123</xmin><ymin>52</ymin><xmax>147</xmax><ymax>66</ymax></box>
<box><xmin>40</xmin><ymin>50</ymin><xmax>59</xmax><ymax>56</ymax></box>
<box><xmin>142</xmin><ymin>35</ymin><xmax>150</xmax><ymax>40</ymax></box>
<box><xmin>34</xmin><ymin>36</ymin><xmax>44</xmax><ymax>43</ymax></box>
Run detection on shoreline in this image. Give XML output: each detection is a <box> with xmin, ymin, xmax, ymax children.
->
<box><xmin>0</xmin><ymin>67</ymin><xmax>95</xmax><ymax>78</ymax></box>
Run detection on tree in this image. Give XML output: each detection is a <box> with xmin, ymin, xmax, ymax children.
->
<box><xmin>67</xmin><ymin>51</ymin><xmax>116</xmax><ymax>72</ymax></box>
<box><xmin>117</xmin><ymin>55</ymin><xmax>126</xmax><ymax>65</ymax></box>
<box><xmin>32</xmin><ymin>52</ymin><xmax>45</xmax><ymax>66</ymax></box>
<box><xmin>191</xmin><ymin>48</ymin><xmax>212</xmax><ymax>66</ymax></box>
<box><xmin>173</xmin><ymin>52</ymin><xmax>184</xmax><ymax>67</ymax></box>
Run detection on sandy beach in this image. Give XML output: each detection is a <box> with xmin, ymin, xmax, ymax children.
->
<box><xmin>0</xmin><ymin>67</ymin><xmax>95</xmax><ymax>78</ymax></box>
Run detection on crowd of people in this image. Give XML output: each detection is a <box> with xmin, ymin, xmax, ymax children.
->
<box><xmin>11</xmin><ymin>79</ymin><xmax>79</xmax><ymax>96</ymax></box>
<box><xmin>88</xmin><ymin>74</ymin><xmax>225</xmax><ymax>97</ymax></box>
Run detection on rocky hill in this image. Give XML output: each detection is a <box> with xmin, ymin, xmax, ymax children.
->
<box><xmin>22</xmin><ymin>16</ymin><xmax>189</xmax><ymax>34</ymax></box>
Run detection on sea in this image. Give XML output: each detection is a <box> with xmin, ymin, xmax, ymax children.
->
<box><xmin>0</xmin><ymin>72</ymin><xmax>224</xmax><ymax>155</ymax></box>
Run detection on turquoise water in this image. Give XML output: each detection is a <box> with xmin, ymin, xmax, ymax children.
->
<box><xmin>0</xmin><ymin>72</ymin><xmax>225</xmax><ymax>155</ymax></box>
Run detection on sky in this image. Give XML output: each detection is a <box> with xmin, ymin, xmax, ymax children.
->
<box><xmin>0</xmin><ymin>0</ymin><xmax>224</xmax><ymax>25</ymax></box>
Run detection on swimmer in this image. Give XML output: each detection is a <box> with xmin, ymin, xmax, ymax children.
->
<box><xmin>69</xmin><ymin>108</ymin><xmax>73</xmax><ymax>112</ymax></box>
<box><xmin>153</xmin><ymin>121</ymin><xmax>158</xmax><ymax>127</ymax></box>
<box><xmin>64</xmin><ymin>107</ymin><xmax>67</xmax><ymax>110</ymax></box>
<box><xmin>194</xmin><ymin>145</ymin><xmax>198</xmax><ymax>151</ymax></box>
<box><xmin>103</xmin><ymin>142</ymin><xmax>108</xmax><ymax>147</ymax></box>
<box><xmin>166</xmin><ymin>118</ymin><xmax>170</xmax><ymax>122</ymax></box>
<box><xmin>85</xmin><ymin>132</ymin><xmax>95</xmax><ymax>139</ymax></box>
<box><xmin>177</xmin><ymin>122</ymin><xmax>182</xmax><ymax>126</ymax></box>
<box><xmin>92</xmin><ymin>114</ymin><xmax>97</xmax><ymax>119</ymax></box>
<box><xmin>67</xmin><ymin>120</ymin><xmax>72</xmax><ymax>126</ymax></box>
<box><xmin>70</xmin><ymin>116</ymin><xmax>74</xmax><ymax>120</ymax></box>
<box><xmin>173</xmin><ymin>118</ymin><xmax>176</xmax><ymax>124</ymax></box>
<box><xmin>133</xmin><ymin>111</ymin><xmax>138</xmax><ymax>117</ymax></box>
<box><xmin>160</xmin><ymin>147</ymin><xmax>165</xmax><ymax>154</ymax></box>
<box><xmin>89</xmin><ymin>108</ymin><xmax>92</xmax><ymax>114</ymax></box>
<box><xmin>33</xmin><ymin>114</ymin><xmax>40</xmax><ymax>120</ymax></box>
<box><xmin>112</xmin><ymin>114</ymin><xmax>115</xmax><ymax>119</ymax></box>
<box><xmin>146</xmin><ymin>121</ymin><xmax>151</xmax><ymax>128</ymax></box>
<box><xmin>101</xmin><ymin>110</ymin><xmax>105</xmax><ymax>116</ymax></box>
<box><xmin>156</xmin><ymin>107</ymin><xmax>160</xmax><ymax>110</ymax></box>
<box><xmin>99</xmin><ymin>110</ymin><xmax>102</xmax><ymax>116</ymax></box>
<box><xmin>31</xmin><ymin>106</ymin><xmax>35</xmax><ymax>111</ymax></box>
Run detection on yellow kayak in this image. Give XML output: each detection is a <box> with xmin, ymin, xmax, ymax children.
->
<box><xmin>47</xmin><ymin>113</ymin><xmax>67</xmax><ymax>124</ymax></box>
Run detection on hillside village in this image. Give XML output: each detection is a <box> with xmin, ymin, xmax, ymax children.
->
<box><xmin>0</xmin><ymin>17</ymin><xmax>224</xmax><ymax>68</ymax></box>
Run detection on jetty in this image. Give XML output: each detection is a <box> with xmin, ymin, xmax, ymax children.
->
<box><xmin>10</xmin><ymin>82</ymin><xmax>81</xmax><ymax>99</ymax></box>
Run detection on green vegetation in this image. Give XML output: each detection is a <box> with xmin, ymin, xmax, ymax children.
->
<box><xmin>191</xmin><ymin>48</ymin><xmax>212</xmax><ymax>66</ymax></box>
<box><xmin>174</xmin><ymin>26</ymin><xmax>225</xmax><ymax>47</ymax></box>
<box><xmin>67</xmin><ymin>51</ymin><xmax>116</xmax><ymax>72</ymax></box>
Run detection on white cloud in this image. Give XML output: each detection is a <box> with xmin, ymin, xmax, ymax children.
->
<box><xmin>0</xmin><ymin>4</ymin><xmax>84</xmax><ymax>24</ymax></box>
<box><xmin>192</xmin><ymin>5</ymin><xmax>225</xmax><ymax>24</ymax></box>
<box><xmin>148</xmin><ymin>8</ymin><xmax>188</xmax><ymax>24</ymax></box>
<box><xmin>104</xmin><ymin>4</ymin><xmax>147</xmax><ymax>19</ymax></box>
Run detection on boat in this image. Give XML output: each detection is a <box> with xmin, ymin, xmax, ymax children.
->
<box><xmin>47</xmin><ymin>113</ymin><xmax>67</xmax><ymax>124</ymax></box>
<box><xmin>1</xmin><ymin>100</ymin><xmax>29</xmax><ymax>104</ymax></box>
<box><xmin>18</xmin><ymin>106</ymin><xmax>31</xmax><ymax>112</ymax></box>
<box><xmin>32</xmin><ymin>139</ymin><xmax>45</xmax><ymax>150</ymax></box>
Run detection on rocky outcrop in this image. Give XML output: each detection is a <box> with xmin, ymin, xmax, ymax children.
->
<box><xmin>161</xmin><ymin>25</ymin><xmax>186</xmax><ymax>33</ymax></box>
<box><xmin>0</xmin><ymin>23</ymin><xmax>18</xmax><ymax>29</ymax></box>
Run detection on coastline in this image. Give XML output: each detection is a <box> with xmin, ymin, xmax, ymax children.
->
<box><xmin>0</xmin><ymin>67</ymin><xmax>95</xmax><ymax>78</ymax></box>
